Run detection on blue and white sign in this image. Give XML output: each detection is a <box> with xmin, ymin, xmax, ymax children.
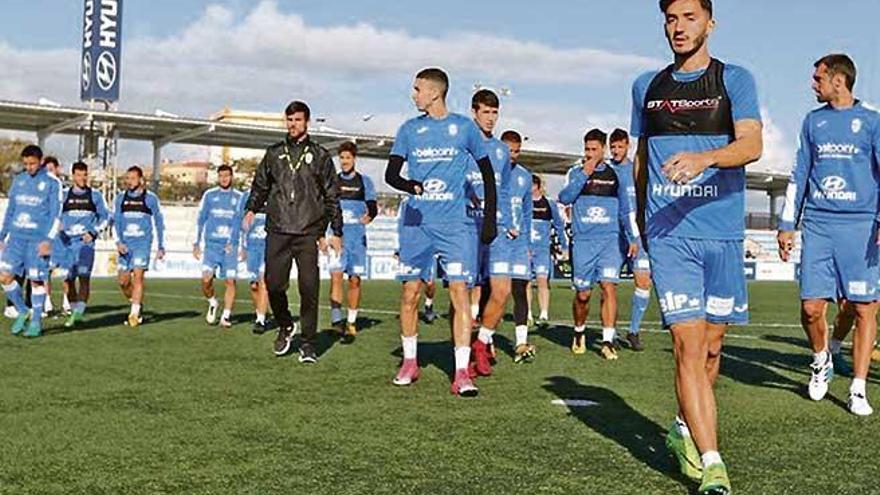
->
<box><xmin>81</xmin><ymin>0</ymin><xmax>123</xmax><ymax>102</ymax></box>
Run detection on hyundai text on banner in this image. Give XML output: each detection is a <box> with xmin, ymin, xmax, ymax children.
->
<box><xmin>81</xmin><ymin>0</ymin><xmax>123</xmax><ymax>103</ymax></box>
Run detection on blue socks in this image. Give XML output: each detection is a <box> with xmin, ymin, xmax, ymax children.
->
<box><xmin>2</xmin><ymin>281</ymin><xmax>28</xmax><ymax>313</ymax></box>
<box><xmin>629</xmin><ymin>287</ymin><xmax>651</xmax><ymax>335</ymax></box>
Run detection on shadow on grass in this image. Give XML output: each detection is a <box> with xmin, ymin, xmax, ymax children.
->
<box><xmin>542</xmin><ymin>376</ymin><xmax>687</xmax><ymax>489</ymax></box>
<box><xmin>721</xmin><ymin>345</ymin><xmax>852</xmax><ymax>410</ymax></box>
<box><xmin>391</xmin><ymin>340</ymin><xmax>455</xmax><ymax>379</ymax></box>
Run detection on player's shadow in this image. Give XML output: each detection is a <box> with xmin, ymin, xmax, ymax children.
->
<box><xmin>756</xmin><ymin>335</ymin><xmax>880</xmax><ymax>385</ymax></box>
<box><xmin>390</xmin><ymin>340</ymin><xmax>455</xmax><ymax>378</ymax></box>
<box><xmin>720</xmin><ymin>345</ymin><xmax>850</xmax><ymax>410</ymax></box>
<box><xmin>542</xmin><ymin>376</ymin><xmax>685</xmax><ymax>487</ymax></box>
<box><xmin>143</xmin><ymin>310</ymin><xmax>201</xmax><ymax>325</ymax></box>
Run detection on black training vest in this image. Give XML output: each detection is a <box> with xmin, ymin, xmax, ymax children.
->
<box><xmin>579</xmin><ymin>166</ymin><xmax>620</xmax><ymax>198</ymax></box>
<box><xmin>338</xmin><ymin>172</ymin><xmax>366</xmax><ymax>202</ymax></box>
<box><xmin>121</xmin><ymin>191</ymin><xmax>153</xmax><ymax>215</ymax></box>
<box><xmin>62</xmin><ymin>187</ymin><xmax>97</xmax><ymax>213</ymax></box>
<box><xmin>533</xmin><ymin>196</ymin><xmax>552</xmax><ymax>221</ymax></box>
<box><xmin>643</xmin><ymin>58</ymin><xmax>735</xmax><ymax>138</ymax></box>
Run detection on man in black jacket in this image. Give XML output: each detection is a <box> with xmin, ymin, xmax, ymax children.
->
<box><xmin>243</xmin><ymin>100</ymin><xmax>343</xmax><ymax>364</ymax></box>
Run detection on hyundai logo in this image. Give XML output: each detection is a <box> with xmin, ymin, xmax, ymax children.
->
<box><xmin>95</xmin><ymin>51</ymin><xmax>117</xmax><ymax>91</ymax></box>
<box><xmin>81</xmin><ymin>52</ymin><xmax>92</xmax><ymax>91</ymax></box>
<box><xmin>587</xmin><ymin>206</ymin><xmax>606</xmax><ymax>219</ymax></box>
<box><xmin>423</xmin><ymin>179</ymin><xmax>447</xmax><ymax>193</ymax></box>
<box><xmin>821</xmin><ymin>175</ymin><xmax>847</xmax><ymax>192</ymax></box>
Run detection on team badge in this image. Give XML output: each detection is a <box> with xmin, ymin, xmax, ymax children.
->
<box><xmin>448</xmin><ymin>124</ymin><xmax>458</xmax><ymax>136</ymax></box>
<box><xmin>305</xmin><ymin>152</ymin><xmax>314</xmax><ymax>165</ymax></box>
<box><xmin>852</xmin><ymin>118</ymin><xmax>862</xmax><ymax>134</ymax></box>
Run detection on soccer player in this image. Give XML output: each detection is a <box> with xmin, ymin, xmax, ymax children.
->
<box><xmin>59</xmin><ymin>161</ymin><xmax>110</xmax><ymax>328</ymax></box>
<box><xmin>43</xmin><ymin>156</ymin><xmax>63</xmax><ymax>316</ymax></box>
<box><xmin>610</xmin><ymin>128</ymin><xmax>652</xmax><ymax>351</ymax></box>
<box><xmin>114</xmin><ymin>166</ymin><xmax>166</xmax><ymax>327</ymax></box>
<box><xmin>240</xmin><ymin>190</ymin><xmax>270</xmax><ymax>334</ymax></box>
<box><xmin>558</xmin><ymin>129</ymin><xmax>638</xmax><ymax>361</ymax></box>
<box><xmin>529</xmin><ymin>175</ymin><xmax>568</xmax><ymax>327</ymax></box>
<box><xmin>0</xmin><ymin>145</ymin><xmax>62</xmax><ymax>337</ymax></box>
<box><xmin>632</xmin><ymin>1</ymin><xmax>763</xmax><ymax>492</ymax></box>
<box><xmin>778</xmin><ymin>54</ymin><xmax>880</xmax><ymax>417</ymax></box>
<box><xmin>385</xmin><ymin>68</ymin><xmax>498</xmax><ymax>396</ymax></box>
<box><xmin>467</xmin><ymin>89</ymin><xmax>513</xmax><ymax>378</ymax></box>
<box><xmin>503</xmin><ymin>130</ymin><xmax>536</xmax><ymax>363</ymax></box>
<box><xmin>326</xmin><ymin>142</ymin><xmax>377</xmax><ymax>341</ymax></box>
<box><xmin>193</xmin><ymin>165</ymin><xmax>243</xmax><ymax>329</ymax></box>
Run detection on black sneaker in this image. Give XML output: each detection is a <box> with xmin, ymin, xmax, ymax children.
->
<box><xmin>626</xmin><ymin>332</ymin><xmax>644</xmax><ymax>352</ymax></box>
<box><xmin>298</xmin><ymin>342</ymin><xmax>317</xmax><ymax>364</ymax></box>
<box><xmin>252</xmin><ymin>320</ymin><xmax>268</xmax><ymax>335</ymax></box>
<box><xmin>274</xmin><ymin>324</ymin><xmax>296</xmax><ymax>356</ymax></box>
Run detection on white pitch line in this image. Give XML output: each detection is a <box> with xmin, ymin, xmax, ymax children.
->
<box><xmin>552</xmin><ymin>399</ymin><xmax>599</xmax><ymax>408</ymax></box>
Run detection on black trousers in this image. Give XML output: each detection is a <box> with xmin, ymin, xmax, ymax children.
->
<box><xmin>265</xmin><ymin>232</ymin><xmax>320</xmax><ymax>344</ymax></box>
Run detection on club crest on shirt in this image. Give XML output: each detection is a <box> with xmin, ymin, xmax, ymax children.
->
<box><xmin>852</xmin><ymin>118</ymin><xmax>862</xmax><ymax>134</ymax></box>
<box><xmin>448</xmin><ymin>124</ymin><xmax>458</xmax><ymax>136</ymax></box>
<box><xmin>495</xmin><ymin>147</ymin><xmax>503</xmax><ymax>160</ymax></box>
<box><xmin>305</xmin><ymin>152</ymin><xmax>314</xmax><ymax>165</ymax></box>
<box><xmin>38</xmin><ymin>181</ymin><xmax>46</xmax><ymax>192</ymax></box>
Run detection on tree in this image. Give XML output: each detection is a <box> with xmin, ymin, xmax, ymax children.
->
<box><xmin>0</xmin><ymin>138</ymin><xmax>32</xmax><ymax>195</ymax></box>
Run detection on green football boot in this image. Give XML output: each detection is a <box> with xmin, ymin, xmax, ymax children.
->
<box><xmin>665</xmin><ymin>420</ymin><xmax>702</xmax><ymax>481</ymax></box>
<box><xmin>10</xmin><ymin>311</ymin><xmax>29</xmax><ymax>335</ymax></box>
<box><xmin>699</xmin><ymin>462</ymin><xmax>731</xmax><ymax>495</ymax></box>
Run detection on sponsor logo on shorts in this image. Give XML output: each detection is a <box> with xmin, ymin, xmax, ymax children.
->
<box><xmin>601</xmin><ymin>267</ymin><xmax>619</xmax><ymax>279</ymax></box>
<box><xmin>446</xmin><ymin>263</ymin><xmax>463</xmax><ymax>276</ymax></box>
<box><xmin>659</xmin><ymin>292</ymin><xmax>701</xmax><ymax>314</ymax></box>
<box><xmin>849</xmin><ymin>280</ymin><xmax>868</xmax><ymax>296</ymax></box>
<box><xmin>706</xmin><ymin>296</ymin><xmax>735</xmax><ymax>317</ymax></box>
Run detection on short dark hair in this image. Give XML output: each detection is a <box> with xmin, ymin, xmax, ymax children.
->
<box><xmin>127</xmin><ymin>166</ymin><xmax>144</xmax><ymax>178</ymax></box>
<box><xmin>43</xmin><ymin>156</ymin><xmax>60</xmax><ymax>168</ymax></box>
<box><xmin>71</xmin><ymin>161</ymin><xmax>88</xmax><ymax>173</ymax></box>
<box><xmin>471</xmin><ymin>89</ymin><xmax>500</xmax><ymax>110</ymax></box>
<box><xmin>610</xmin><ymin>128</ymin><xmax>630</xmax><ymax>144</ymax></box>
<box><xmin>338</xmin><ymin>141</ymin><xmax>358</xmax><ymax>156</ymax></box>
<box><xmin>285</xmin><ymin>100</ymin><xmax>311</xmax><ymax>120</ymax></box>
<box><xmin>659</xmin><ymin>0</ymin><xmax>713</xmax><ymax>16</ymax></box>
<box><xmin>416</xmin><ymin>67</ymin><xmax>449</xmax><ymax>98</ymax></box>
<box><xmin>500</xmin><ymin>130</ymin><xmax>522</xmax><ymax>144</ymax></box>
<box><xmin>532</xmin><ymin>174</ymin><xmax>543</xmax><ymax>187</ymax></box>
<box><xmin>20</xmin><ymin>144</ymin><xmax>43</xmax><ymax>160</ymax></box>
<box><xmin>815</xmin><ymin>54</ymin><xmax>857</xmax><ymax>91</ymax></box>
<box><xmin>217</xmin><ymin>164</ymin><xmax>233</xmax><ymax>175</ymax></box>
<box><xmin>584</xmin><ymin>128</ymin><xmax>608</xmax><ymax>146</ymax></box>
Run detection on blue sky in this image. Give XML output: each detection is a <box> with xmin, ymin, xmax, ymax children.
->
<box><xmin>1</xmin><ymin>0</ymin><xmax>879</xmax><ymax>187</ymax></box>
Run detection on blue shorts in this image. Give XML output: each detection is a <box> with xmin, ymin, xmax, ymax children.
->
<box><xmin>507</xmin><ymin>237</ymin><xmax>532</xmax><ymax>281</ymax></box>
<box><xmin>800</xmin><ymin>220</ymin><xmax>879</xmax><ymax>302</ymax></box>
<box><xmin>620</xmin><ymin>236</ymin><xmax>651</xmax><ymax>273</ymax></box>
<box><xmin>243</xmin><ymin>243</ymin><xmax>266</xmax><ymax>283</ymax></box>
<box><xmin>329</xmin><ymin>236</ymin><xmax>368</xmax><ymax>277</ymax></box>
<box><xmin>0</xmin><ymin>238</ymin><xmax>50</xmax><ymax>281</ymax></box>
<box><xmin>649</xmin><ymin>237</ymin><xmax>748</xmax><ymax>326</ymax></box>
<box><xmin>202</xmin><ymin>244</ymin><xmax>238</xmax><ymax>280</ymax></box>
<box><xmin>399</xmin><ymin>223</ymin><xmax>472</xmax><ymax>283</ymax></box>
<box><xmin>531</xmin><ymin>245</ymin><xmax>553</xmax><ymax>279</ymax></box>
<box><xmin>487</xmin><ymin>235</ymin><xmax>517</xmax><ymax>278</ymax></box>
<box><xmin>57</xmin><ymin>241</ymin><xmax>96</xmax><ymax>279</ymax></box>
<box><xmin>571</xmin><ymin>236</ymin><xmax>623</xmax><ymax>291</ymax></box>
<box><xmin>117</xmin><ymin>244</ymin><xmax>151</xmax><ymax>272</ymax></box>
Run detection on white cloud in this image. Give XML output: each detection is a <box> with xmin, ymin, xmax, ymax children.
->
<box><xmin>0</xmin><ymin>0</ymin><xmax>794</xmax><ymax>191</ymax></box>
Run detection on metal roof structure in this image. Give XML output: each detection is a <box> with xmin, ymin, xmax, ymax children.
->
<box><xmin>0</xmin><ymin>99</ymin><xmax>789</xmax><ymax>195</ymax></box>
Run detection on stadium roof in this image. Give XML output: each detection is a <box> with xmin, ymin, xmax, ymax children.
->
<box><xmin>0</xmin><ymin>99</ymin><xmax>788</xmax><ymax>193</ymax></box>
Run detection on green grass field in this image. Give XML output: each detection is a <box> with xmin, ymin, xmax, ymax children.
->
<box><xmin>0</xmin><ymin>279</ymin><xmax>878</xmax><ymax>494</ymax></box>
